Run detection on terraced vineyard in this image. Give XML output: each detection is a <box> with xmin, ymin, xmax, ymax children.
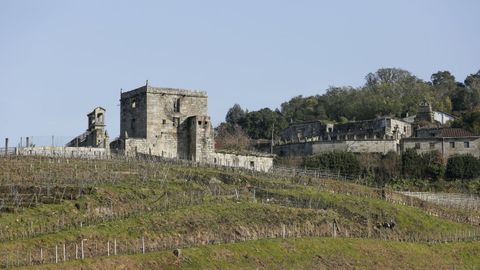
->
<box><xmin>0</xmin><ymin>156</ymin><xmax>479</xmax><ymax>269</ymax></box>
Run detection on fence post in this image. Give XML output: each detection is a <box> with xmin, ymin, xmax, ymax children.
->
<box><xmin>142</xmin><ymin>237</ymin><xmax>145</xmax><ymax>254</ymax></box>
<box><xmin>107</xmin><ymin>241</ymin><xmax>110</xmax><ymax>256</ymax></box>
<box><xmin>332</xmin><ymin>220</ymin><xmax>337</xmax><ymax>238</ymax></box>
<box><xmin>55</xmin><ymin>245</ymin><xmax>58</xmax><ymax>263</ymax></box>
<box><xmin>282</xmin><ymin>224</ymin><xmax>286</xmax><ymax>239</ymax></box>
<box><xmin>114</xmin><ymin>239</ymin><xmax>117</xmax><ymax>255</ymax></box>
<box><xmin>81</xmin><ymin>239</ymin><xmax>85</xmax><ymax>260</ymax></box>
<box><xmin>63</xmin><ymin>243</ymin><xmax>66</xmax><ymax>262</ymax></box>
<box><xmin>75</xmin><ymin>244</ymin><xmax>78</xmax><ymax>259</ymax></box>
<box><xmin>5</xmin><ymin>138</ymin><xmax>8</xmax><ymax>155</ymax></box>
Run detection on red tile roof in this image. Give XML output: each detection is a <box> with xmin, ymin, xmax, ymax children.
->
<box><xmin>418</xmin><ymin>127</ymin><xmax>476</xmax><ymax>137</ymax></box>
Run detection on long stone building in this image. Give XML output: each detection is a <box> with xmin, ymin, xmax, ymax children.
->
<box><xmin>275</xmin><ymin>117</ymin><xmax>412</xmax><ymax>155</ymax></box>
<box><xmin>110</xmin><ymin>83</ymin><xmax>273</xmax><ymax>172</ymax></box>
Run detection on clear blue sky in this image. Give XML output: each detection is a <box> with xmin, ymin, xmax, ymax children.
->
<box><xmin>1</xmin><ymin>0</ymin><xmax>479</xmax><ymax>145</ymax></box>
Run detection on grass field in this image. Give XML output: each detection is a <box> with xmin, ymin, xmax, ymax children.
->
<box><xmin>0</xmin><ymin>156</ymin><xmax>479</xmax><ymax>269</ymax></box>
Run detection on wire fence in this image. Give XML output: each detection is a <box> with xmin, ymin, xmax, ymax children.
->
<box><xmin>1</xmin><ymin>221</ymin><xmax>479</xmax><ymax>269</ymax></box>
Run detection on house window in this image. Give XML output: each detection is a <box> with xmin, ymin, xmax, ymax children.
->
<box><xmin>464</xmin><ymin>141</ymin><xmax>470</xmax><ymax>148</ymax></box>
<box><xmin>429</xmin><ymin>142</ymin><xmax>435</xmax><ymax>149</ymax></box>
<box><xmin>450</xmin><ymin>142</ymin><xmax>455</xmax><ymax>148</ymax></box>
<box><xmin>415</xmin><ymin>143</ymin><xmax>421</xmax><ymax>149</ymax></box>
<box><xmin>173</xmin><ymin>98</ymin><xmax>180</xmax><ymax>112</ymax></box>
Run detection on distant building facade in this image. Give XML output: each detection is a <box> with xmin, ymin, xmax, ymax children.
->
<box><xmin>402</xmin><ymin>128</ymin><xmax>480</xmax><ymax>159</ymax></box>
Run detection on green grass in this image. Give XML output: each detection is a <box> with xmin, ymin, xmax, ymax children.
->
<box><xmin>0</xmin><ymin>156</ymin><xmax>478</xmax><ymax>269</ymax></box>
<box><xmin>18</xmin><ymin>237</ymin><xmax>480</xmax><ymax>270</ymax></box>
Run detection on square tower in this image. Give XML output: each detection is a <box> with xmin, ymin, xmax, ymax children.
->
<box><xmin>119</xmin><ymin>85</ymin><xmax>213</xmax><ymax>160</ymax></box>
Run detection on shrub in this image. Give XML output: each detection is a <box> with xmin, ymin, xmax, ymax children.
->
<box><xmin>446</xmin><ymin>155</ymin><xmax>480</xmax><ymax>180</ymax></box>
<box><xmin>401</xmin><ymin>149</ymin><xmax>445</xmax><ymax>180</ymax></box>
<box><xmin>303</xmin><ymin>151</ymin><xmax>361</xmax><ymax>176</ymax></box>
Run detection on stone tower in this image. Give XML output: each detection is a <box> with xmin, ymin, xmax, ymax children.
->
<box><xmin>117</xmin><ymin>84</ymin><xmax>214</xmax><ymax>160</ymax></box>
<box><xmin>67</xmin><ymin>107</ymin><xmax>109</xmax><ymax>148</ymax></box>
<box><xmin>415</xmin><ymin>100</ymin><xmax>434</xmax><ymax>123</ymax></box>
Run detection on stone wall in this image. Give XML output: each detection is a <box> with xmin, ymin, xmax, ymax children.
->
<box><xmin>402</xmin><ymin>137</ymin><xmax>480</xmax><ymax>159</ymax></box>
<box><xmin>17</xmin><ymin>147</ymin><xmax>110</xmax><ymax>159</ymax></box>
<box><xmin>121</xmin><ymin>86</ymin><xmax>148</xmax><ymax>139</ymax></box>
<box><xmin>188</xmin><ymin>116</ymin><xmax>214</xmax><ymax>162</ymax></box>
<box><xmin>275</xmin><ymin>139</ymin><xmax>399</xmax><ymax>156</ymax></box>
<box><xmin>210</xmin><ymin>152</ymin><xmax>274</xmax><ymax>172</ymax></box>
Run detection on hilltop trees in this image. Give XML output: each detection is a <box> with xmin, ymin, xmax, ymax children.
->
<box><xmin>219</xmin><ymin>68</ymin><xmax>480</xmax><ymax>140</ymax></box>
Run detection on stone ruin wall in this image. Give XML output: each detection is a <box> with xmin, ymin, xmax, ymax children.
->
<box><xmin>17</xmin><ymin>146</ymin><xmax>110</xmax><ymax>159</ymax></box>
<box><xmin>210</xmin><ymin>152</ymin><xmax>274</xmax><ymax>172</ymax></box>
<box><xmin>275</xmin><ymin>140</ymin><xmax>399</xmax><ymax>156</ymax></box>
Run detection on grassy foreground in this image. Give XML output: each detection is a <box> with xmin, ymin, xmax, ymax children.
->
<box><xmin>18</xmin><ymin>237</ymin><xmax>480</xmax><ymax>270</ymax></box>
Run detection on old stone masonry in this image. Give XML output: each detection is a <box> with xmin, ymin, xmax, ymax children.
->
<box><xmin>109</xmin><ymin>83</ymin><xmax>273</xmax><ymax>172</ymax></box>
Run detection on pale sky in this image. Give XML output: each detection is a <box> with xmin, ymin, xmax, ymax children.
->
<box><xmin>1</xmin><ymin>0</ymin><xmax>479</xmax><ymax>145</ymax></box>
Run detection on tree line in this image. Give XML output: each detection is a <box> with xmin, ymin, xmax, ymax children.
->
<box><xmin>216</xmin><ymin>68</ymin><xmax>480</xmax><ymax>146</ymax></box>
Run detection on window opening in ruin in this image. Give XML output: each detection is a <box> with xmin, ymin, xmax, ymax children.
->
<box><xmin>429</xmin><ymin>142</ymin><xmax>435</xmax><ymax>149</ymax></box>
<box><xmin>198</xmin><ymin>121</ymin><xmax>202</xmax><ymax>125</ymax></box>
<box><xmin>162</xmin><ymin>119</ymin><xmax>167</xmax><ymax>124</ymax></box>
<box><xmin>250</xmin><ymin>161</ymin><xmax>255</xmax><ymax>168</ymax></box>
<box><xmin>328</xmin><ymin>127</ymin><xmax>333</xmax><ymax>132</ymax></box>
<box><xmin>464</xmin><ymin>141</ymin><xmax>470</xmax><ymax>148</ymax></box>
<box><xmin>97</xmin><ymin>113</ymin><xmax>104</xmax><ymax>124</ymax></box>
<box><xmin>415</xmin><ymin>143</ymin><xmax>421</xmax><ymax>149</ymax></box>
<box><xmin>450</xmin><ymin>142</ymin><xmax>455</xmax><ymax>148</ymax></box>
<box><xmin>131</xmin><ymin>118</ymin><xmax>136</xmax><ymax>136</ymax></box>
<box><xmin>131</xmin><ymin>99</ymin><xmax>136</xmax><ymax>109</ymax></box>
<box><xmin>214</xmin><ymin>158</ymin><xmax>217</xmax><ymax>164</ymax></box>
<box><xmin>173</xmin><ymin>98</ymin><xmax>180</xmax><ymax>112</ymax></box>
<box><xmin>173</xmin><ymin>117</ymin><xmax>180</xmax><ymax>127</ymax></box>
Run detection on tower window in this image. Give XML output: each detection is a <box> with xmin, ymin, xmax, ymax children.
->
<box><xmin>173</xmin><ymin>98</ymin><xmax>180</xmax><ymax>112</ymax></box>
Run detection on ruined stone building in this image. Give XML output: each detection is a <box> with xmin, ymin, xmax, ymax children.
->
<box><xmin>280</xmin><ymin>117</ymin><xmax>411</xmax><ymax>144</ymax></box>
<box><xmin>115</xmin><ymin>84</ymin><xmax>213</xmax><ymax>162</ymax></box>
<box><xmin>111</xmin><ymin>84</ymin><xmax>273</xmax><ymax>171</ymax></box>
<box><xmin>275</xmin><ymin>117</ymin><xmax>412</xmax><ymax>156</ymax></box>
<box><xmin>67</xmin><ymin>107</ymin><xmax>109</xmax><ymax>148</ymax></box>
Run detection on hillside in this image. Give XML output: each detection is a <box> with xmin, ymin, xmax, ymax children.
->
<box><xmin>0</xmin><ymin>156</ymin><xmax>479</xmax><ymax>269</ymax></box>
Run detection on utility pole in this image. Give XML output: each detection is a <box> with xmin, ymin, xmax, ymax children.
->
<box><xmin>271</xmin><ymin>123</ymin><xmax>274</xmax><ymax>154</ymax></box>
